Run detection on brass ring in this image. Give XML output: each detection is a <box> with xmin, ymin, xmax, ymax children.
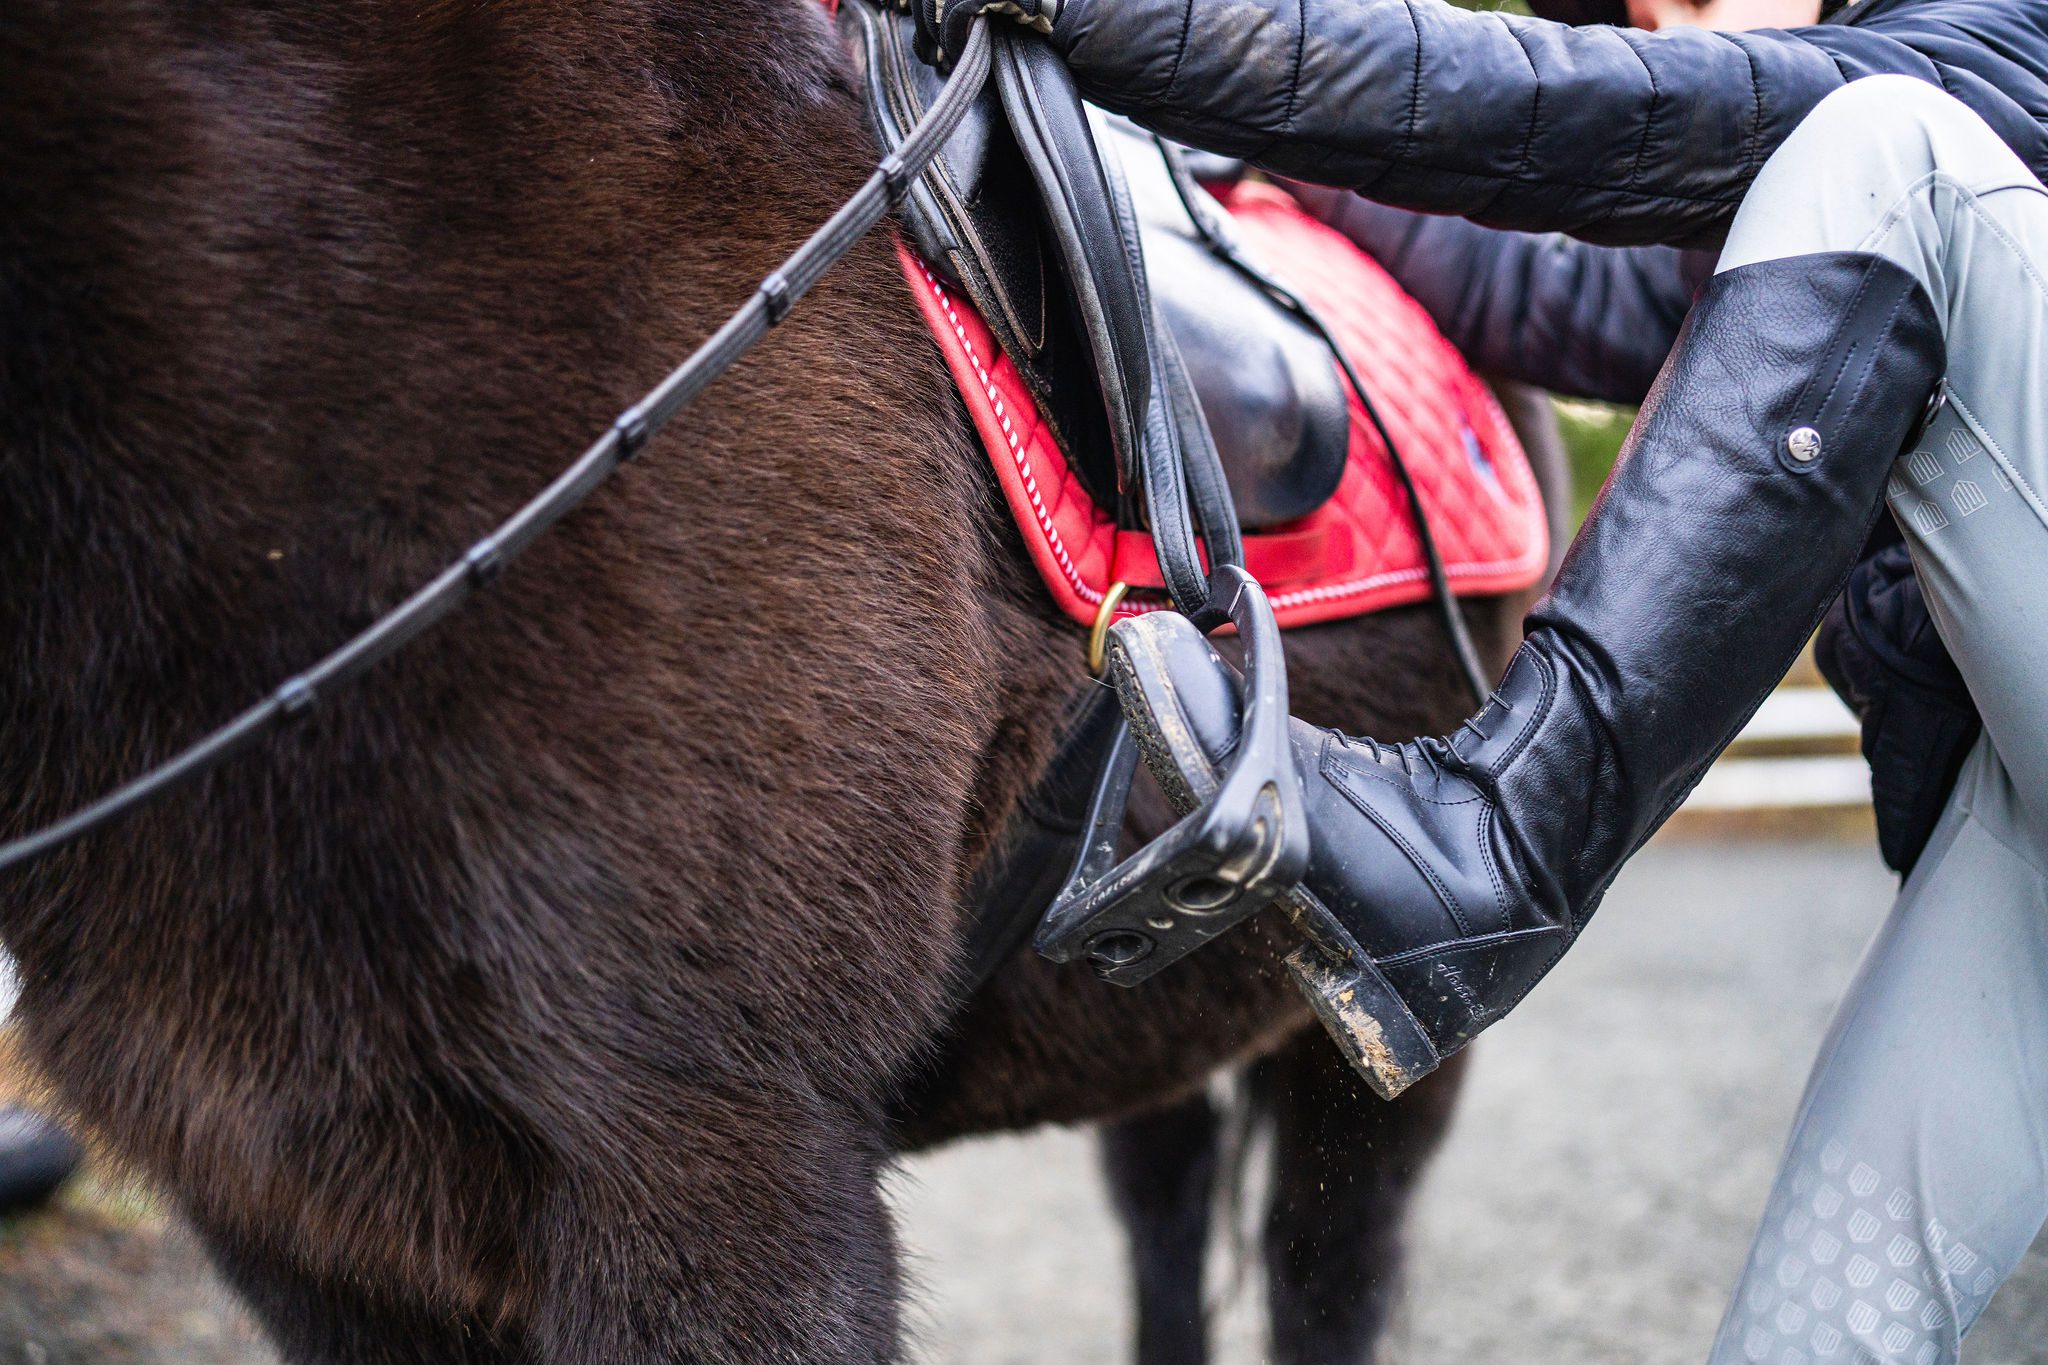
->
<box><xmin>1087</xmin><ymin>581</ymin><xmax>1131</xmax><ymax>676</ymax></box>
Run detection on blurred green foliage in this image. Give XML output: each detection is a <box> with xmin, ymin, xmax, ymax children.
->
<box><xmin>1550</xmin><ymin>398</ymin><xmax>1635</xmax><ymax>525</ymax></box>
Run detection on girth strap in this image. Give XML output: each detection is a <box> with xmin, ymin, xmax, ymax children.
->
<box><xmin>957</xmin><ymin>682</ymin><xmax>1122</xmax><ymax>992</ymax></box>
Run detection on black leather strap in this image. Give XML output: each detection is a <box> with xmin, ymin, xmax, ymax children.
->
<box><xmin>956</xmin><ymin>682</ymin><xmax>1123</xmax><ymax>993</ymax></box>
<box><xmin>993</xmin><ymin>34</ymin><xmax>1238</xmax><ymax>616</ymax></box>
<box><xmin>849</xmin><ymin>15</ymin><xmax>1297</xmax><ymax>989</ymax></box>
<box><xmin>1153</xmin><ymin>297</ymin><xmax>1243</xmax><ymax>576</ymax></box>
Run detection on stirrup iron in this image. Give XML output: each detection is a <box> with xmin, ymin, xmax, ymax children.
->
<box><xmin>1034</xmin><ymin>566</ymin><xmax>1307</xmax><ymax>983</ymax></box>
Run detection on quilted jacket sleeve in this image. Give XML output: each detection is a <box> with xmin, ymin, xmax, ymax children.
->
<box><xmin>1047</xmin><ymin>0</ymin><xmax>2033</xmax><ymax>245</ymax></box>
<box><xmin>1290</xmin><ymin>186</ymin><xmax>1710</xmax><ymax>403</ymax></box>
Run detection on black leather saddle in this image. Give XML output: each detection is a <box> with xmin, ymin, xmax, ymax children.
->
<box><xmin>843</xmin><ymin>0</ymin><xmax>1351</xmax><ymax>554</ymax></box>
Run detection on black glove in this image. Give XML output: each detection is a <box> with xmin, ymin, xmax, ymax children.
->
<box><xmin>916</xmin><ymin>0</ymin><xmax>1060</xmax><ymax>67</ymax></box>
<box><xmin>1815</xmin><ymin>541</ymin><xmax>1980</xmax><ymax>877</ymax></box>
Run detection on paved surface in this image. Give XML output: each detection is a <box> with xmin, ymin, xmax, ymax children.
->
<box><xmin>894</xmin><ymin>838</ymin><xmax>2048</xmax><ymax>1363</ymax></box>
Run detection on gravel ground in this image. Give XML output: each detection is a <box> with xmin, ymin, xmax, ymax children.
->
<box><xmin>0</xmin><ymin>1186</ymin><xmax>272</xmax><ymax>1365</ymax></box>
<box><xmin>1</xmin><ymin>837</ymin><xmax>2044</xmax><ymax>1363</ymax></box>
<box><xmin>894</xmin><ymin>838</ymin><xmax>2048</xmax><ymax>1364</ymax></box>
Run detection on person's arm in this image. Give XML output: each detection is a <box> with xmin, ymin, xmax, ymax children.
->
<box><xmin>1290</xmin><ymin>187</ymin><xmax>1710</xmax><ymax>404</ymax></box>
<box><xmin>1035</xmin><ymin>0</ymin><xmax>2031</xmax><ymax>245</ymax></box>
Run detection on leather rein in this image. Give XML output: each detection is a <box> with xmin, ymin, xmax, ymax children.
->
<box><xmin>0</xmin><ymin>23</ymin><xmax>998</xmax><ymax>876</ymax></box>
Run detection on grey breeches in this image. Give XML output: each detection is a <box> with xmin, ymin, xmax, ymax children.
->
<box><xmin>1708</xmin><ymin>75</ymin><xmax>2048</xmax><ymax>1365</ymax></box>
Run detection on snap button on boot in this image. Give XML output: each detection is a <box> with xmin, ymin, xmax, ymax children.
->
<box><xmin>1905</xmin><ymin>379</ymin><xmax>1950</xmax><ymax>447</ymax></box>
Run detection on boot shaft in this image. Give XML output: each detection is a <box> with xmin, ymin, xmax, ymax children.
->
<box><xmin>1506</xmin><ymin>251</ymin><xmax>1945</xmax><ymax>910</ymax></box>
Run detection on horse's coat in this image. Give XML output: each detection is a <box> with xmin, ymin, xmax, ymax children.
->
<box><xmin>0</xmin><ymin>2</ymin><xmax>1543</xmax><ymax>1359</ymax></box>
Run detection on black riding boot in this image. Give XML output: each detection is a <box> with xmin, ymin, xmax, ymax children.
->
<box><xmin>1107</xmin><ymin>251</ymin><xmax>1945</xmax><ymax>1098</ymax></box>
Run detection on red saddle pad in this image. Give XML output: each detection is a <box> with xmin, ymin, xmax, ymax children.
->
<box><xmin>899</xmin><ymin>180</ymin><xmax>1549</xmax><ymax>630</ymax></box>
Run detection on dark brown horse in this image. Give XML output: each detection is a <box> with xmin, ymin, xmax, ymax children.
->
<box><xmin>0</xmin><ymin>2</ymin><xmax>1552</xmax><ymax>1360</ymax></box>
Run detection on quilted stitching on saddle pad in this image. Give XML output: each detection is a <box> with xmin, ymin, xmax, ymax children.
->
<box><xmin>897</xmin><ymin>180</ymin><xmax>1550</xmax><ymax>630</ymax></box>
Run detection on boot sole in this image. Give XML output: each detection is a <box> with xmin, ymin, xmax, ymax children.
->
<box><xmin>1109</xmin><ymin>619</ymin><xmax>1443</xmax><ymax>1100</ymax></box>
<box><xmin>1102</xmin><ymin>617</ymin><xmax>1230</xmax><ymax>815</ymax></box>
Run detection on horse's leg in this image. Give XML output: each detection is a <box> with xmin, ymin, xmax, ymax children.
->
<box><xmin>210</xmin><ymin>1098</ymin><xmax>908</xmax><ymax>1363</ymax></box>
<box><xmin>202</xmin><ymin>1234</ymin><xmax>518</xmax><ymax>1365</ymax></box>
<box><xmin>1251</xmin><ymin>1035</ymin><xmax>1468</xmax><ymax>1365</ymax></box>
<box><xmin>1100</xmin><ymin>1092</ymin><xmax>1223</xmax><ymax>1365</ymax></box>
<box><xmin>521</xmin><ymin>1101</ymin><xmax>904</xmax><ymax>1364</ymax></box>
<box><xmin>163</xmin><ymin>1066</ymin><xmax>906</xmax><ymax>1363</ymax></box>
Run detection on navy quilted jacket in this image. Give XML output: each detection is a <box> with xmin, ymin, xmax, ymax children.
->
<box><xmin>1289</xmin><ymin>185</ymin><xmax>1711</xmax><ymax>402</ymax></box>
<box><xmin>1049</xmin><ymin>0</ymin><xmax>2048</xmax><ymax>246</ymax></box>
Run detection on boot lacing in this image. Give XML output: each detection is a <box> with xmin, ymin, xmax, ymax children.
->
<box><xmin>1343</xmin><ymin>701</ymin><xmax>1510</xmax><ymax>779</ymax></box>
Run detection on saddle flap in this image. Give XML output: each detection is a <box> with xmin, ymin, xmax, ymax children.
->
<box><xmin>844</xmin><ymin>0</ymin><xmax>1123</xmax><ymax>507</ymax></box>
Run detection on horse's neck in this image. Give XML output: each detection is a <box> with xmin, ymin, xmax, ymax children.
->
<box><xmin>0</xmin><ymin>0</ymin><xmax>879</xmax><ymax>795</ymax></box>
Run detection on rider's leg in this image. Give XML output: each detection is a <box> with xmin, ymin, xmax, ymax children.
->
<box><xmin>1702</xmin><ymin>74</ymin><xmax>2048</xmax><ymax>1365</ymax></box>
<box><xmin>1708</xmin><ymin>740</ymin><xmax>2048</xmax><ymax>1365</ymax></box>
<box><xmin>1720</xmin><ymin>77</ymin><xmax>2048</xmax><ymax>829</ymax></box>
<box><xmin>1106</xmin><ymin>74</ymin><xmax>2038</xmax><ymax>1097</ymax></box>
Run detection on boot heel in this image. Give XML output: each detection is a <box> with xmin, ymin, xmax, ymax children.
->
<box><xmin>1283</xmin><ymin>893</ymin><xmax>1440</xmax><ymax>1100</ymax></box>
